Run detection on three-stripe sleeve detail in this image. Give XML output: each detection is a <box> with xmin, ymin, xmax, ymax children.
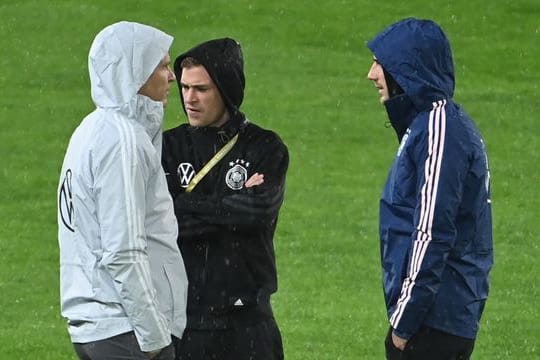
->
<box><xmin>390</xmin><ymin>100</ymin><xmax>447</xmax><ymax>328</ymax></box>
<box><xmin>115</xmin><ymin>118</ymin><xmax>168</xmax><ymax>340</ymax></box>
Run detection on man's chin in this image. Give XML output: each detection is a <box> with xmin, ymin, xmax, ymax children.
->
<box><xmin>187</xmin><ymin>118</ymin><xmax>203</xmax><ymax>127</ymax></box>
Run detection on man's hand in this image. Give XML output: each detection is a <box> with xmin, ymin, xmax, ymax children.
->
<box><xmin>245</xmin><ymin>173</ymin><xmax>264</xmax><ymax>188</ymax></box>
<box><xmin>391</xmin><ymin>331</ymin><xmax>407</xmax><ymax>351</ymax></box>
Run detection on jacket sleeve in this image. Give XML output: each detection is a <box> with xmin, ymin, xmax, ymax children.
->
<box><xmin>174</xmin><ymin>137</ymin><xmax>289</xmax><ymax>236</ymax></box>
<box><xmin>390</xmin><ymin>111</ymin><xmax>468</xmax><ymax>340</ymax></box>
<box><xmin>94</xmin><ymin>135</ymin><xmax>170</xmax><ymax>352</ymax></box>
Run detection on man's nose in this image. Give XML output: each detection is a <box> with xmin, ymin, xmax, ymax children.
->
<box><xmin>367</xmin><ymin>65</ymin><xmax>376</xmax><ymax>80</ymax></box>
<box><xmin>367</xmin><ymin>61</ymin><xmax>380</xmax><ymax>81</ymax></box>
<box><xmin>184</xmin><ymin>88</ymin><xmax>196</xmax><ymax>102</ymax></box>
<box><xmin>168</xmin><ymin>68</ymin><xmax>176</xmax><ymax>82</ymax></box>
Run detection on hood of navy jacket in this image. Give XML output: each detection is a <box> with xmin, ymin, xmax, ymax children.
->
<box><xmin>368</xmin><ymin>18</ymin><xmax>455</xmax><ymax>140</ymax></box>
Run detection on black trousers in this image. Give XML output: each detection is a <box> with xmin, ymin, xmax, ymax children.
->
<box><xmin>73</xmin><ymin>331</ymin><xmax>175</xmax><ymax>360</ymax></box>
<box><xmin>173</xmin><ymin>318</ymin><xmax>283</xmax><ymax>360</ymax></box>
<box><xmin>385</xmin><ymin>326</ymin><xmax>475</xmax><ymax>360</ymax></box>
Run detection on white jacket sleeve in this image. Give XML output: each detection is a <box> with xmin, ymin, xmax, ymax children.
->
<box><xmin>94</xmin><ymin>123</ymin><xmax>170</xmax><ymax>352</ymax></box>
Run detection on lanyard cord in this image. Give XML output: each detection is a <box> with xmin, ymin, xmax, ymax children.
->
<box><xmin>185</xmin><ymin>133</ymin><xmax>239</xmax><ymax>193</ymax></box>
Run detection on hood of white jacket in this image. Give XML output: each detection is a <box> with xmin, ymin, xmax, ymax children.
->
<box><xmin>88</xmin><ymin>21</ymin><xmax>173</xmax><ymax>143</ymax></box>
<box><xmin>89</xmin><ymin>21</ymin><xmax>173</xmax><ymax>109</ymax></box>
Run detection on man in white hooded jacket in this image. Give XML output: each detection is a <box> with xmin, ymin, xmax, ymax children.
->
<box><xmin>57</xmin><ymin>21</ymin><xmax>188</xmax><ymax>360</ymax></box>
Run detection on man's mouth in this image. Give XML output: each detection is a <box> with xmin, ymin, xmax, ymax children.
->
<box><xmin>187</xmin><ymin>108</ymin><xmax>201</xmax><ymax>117</ymax></box>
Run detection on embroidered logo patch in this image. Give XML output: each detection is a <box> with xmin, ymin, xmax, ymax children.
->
<box><xmin>177</xmin><ymin>162</ymin><xmax>195</xmax><ymax>188</ymax></box>
<box><xmin>397</xmin><ymin>129</ymin><xmax>411</xmax><ymax>157</ymax></box>
<box><xmin>226</xmin><ymin>159</ymin><xmax>249</xmax><ymax>190</ymax></box>
<box><xmin>59</xmin><ymin>169</ymin><xmax>75</xmax><ymax>232</ymax></box>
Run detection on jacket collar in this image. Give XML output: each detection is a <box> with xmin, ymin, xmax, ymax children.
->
<box><xmin>384</xmin><ymin>93</ymin><xmax>418</xmax><ymax>143</ymax></box>
<box><xmin>188</xmin><ymin>111</ymin><xmax>247</xmax><ymax>143</ymax></box>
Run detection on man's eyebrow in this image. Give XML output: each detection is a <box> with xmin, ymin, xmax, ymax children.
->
<box><xmin>180</xmin><ymin>82</ymin><xmax>211</xmax><ymax>88</ymax></box>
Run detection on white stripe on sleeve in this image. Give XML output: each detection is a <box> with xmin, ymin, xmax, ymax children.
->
<box><xmin>390</xmin><ymin>100</ymin><xmax>447</xmax><ymax>328</ymax></box>
<box><xmin>115</xmin><ymin>118</ymin><xmax>168</xmax><ymax>341</ymax></box>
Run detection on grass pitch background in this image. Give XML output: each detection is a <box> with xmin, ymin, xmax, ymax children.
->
<box><xmin>1</xmin><ymin>1</ymin><xmax>538</xmax><ymax>358</ymax></box>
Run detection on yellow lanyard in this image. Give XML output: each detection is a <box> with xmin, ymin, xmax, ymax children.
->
<box><xmin>185</xmin><ymin>133</ymin><xmax>239</xmax><ymax>193</ymax></box>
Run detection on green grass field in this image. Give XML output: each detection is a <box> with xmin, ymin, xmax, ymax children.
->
<box><xmin>1</xmin><ymin>0</ymin><xmax>539</xmax><ymax>358</ymax></box>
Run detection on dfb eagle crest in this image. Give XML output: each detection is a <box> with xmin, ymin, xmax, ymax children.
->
<box><xmin>226</xmin><ymin>159</ymin><xmax>250</xmax><ymax>190</ymax></box>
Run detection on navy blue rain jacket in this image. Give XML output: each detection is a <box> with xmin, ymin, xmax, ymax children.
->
<box><xmin>368</xmin><ymin>18</ymin><xmax>493</xmax><ymax>340</ymax></box>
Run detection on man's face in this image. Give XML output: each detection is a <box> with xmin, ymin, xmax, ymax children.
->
<box><xmin>180</xmin><ymin>65</ymin><xmax>229</xmax><ymax>127</ymax></box>
<box><xmin>367</xmin><ymin>58</ymin><xmax>389</xmax><ymax>104</ymax></box>
<box><xmin>139</xmin><ymin>53</ymin><xmax>175</xmax><ymax>107</ymax></box>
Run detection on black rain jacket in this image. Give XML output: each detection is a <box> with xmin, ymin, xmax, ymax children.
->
<box><xmin>162</xmin><ymin>115</ymin><xmax>288</xmax><ymax>329</ymax></box>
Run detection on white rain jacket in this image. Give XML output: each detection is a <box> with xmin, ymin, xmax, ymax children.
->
<box><xmin>57</xmin><ymin>21</ymin><xmax>187</xmax><ymax>352</ymax></box>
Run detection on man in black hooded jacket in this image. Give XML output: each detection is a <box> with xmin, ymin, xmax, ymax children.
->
<box><xmin>162</xmin><ymin>38</ymin><xmax>287</xmax><ymax>360</ymax></box>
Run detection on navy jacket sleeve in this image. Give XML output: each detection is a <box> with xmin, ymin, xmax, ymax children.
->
<box><xmin>390</xmin><ymin>108</ymin><xmax>469</xmax><ymax>339</ymax></box>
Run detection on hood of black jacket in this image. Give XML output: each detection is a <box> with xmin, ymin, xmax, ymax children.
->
<box><xmin>174</xmin><ymin>38</ymin><xmax>246</xmax><ymax>133</ymax></box>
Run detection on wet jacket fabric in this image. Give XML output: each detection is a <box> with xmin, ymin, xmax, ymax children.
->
<box><xmin>368</xmin><ymin>18</ymin><xmax>493</xmax><ymax>340</ymax></box>
<box><xmin>162</xmin><ymin>113</ymin><xmax>289</xmax><ymax>329</ymax></box>
<box><xmin>57</xmin><ymin>21</ymin><xmax>188</xmax><ymax>352</ymax></box>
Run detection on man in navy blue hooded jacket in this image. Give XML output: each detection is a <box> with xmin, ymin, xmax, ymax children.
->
<box><xmin>366</xmin><ymin>18</ymin><xmax>493</xmax><ymax>359</ymax></box>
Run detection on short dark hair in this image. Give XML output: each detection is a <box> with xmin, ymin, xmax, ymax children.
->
<box><xmin>180</xmin><ymin>57</ymin><xmax>200</xmax><ymax>68</ymax></box>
